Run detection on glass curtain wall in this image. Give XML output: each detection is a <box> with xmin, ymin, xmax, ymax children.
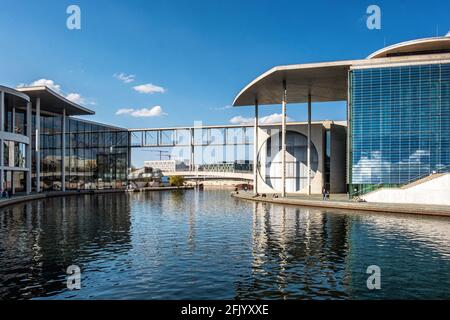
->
<box><xmin>2</xmin><ymin>94</ymin><xmax>28</xmax><ymax>193</ymax></box>
<box><xmin>350</xmin><ymin>63</ymin><xmax>450</xmax><ymax>194</ymax></box>
<box><xmin>35</xmin><ymin>114</ymin><xmax>129</xmax><ymax>191</ymax></box>
<box><xmin>3</xmin><ymin>94</ymin><xmax>27</xmax><ymax>134</ymax></box>
<box><xmin>65</xmin><ymin>119</ymin><xmax>128</xmax><ymax>190</ymax></box>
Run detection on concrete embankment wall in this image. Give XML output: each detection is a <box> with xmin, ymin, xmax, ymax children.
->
<box><xmin>362</xmin><ymin>174</ymin><xmax>450</xmax><ymax>206</ymax></box>
<box><xmin>232</xmin><ymin>192</ymin><xmax>450</xmax><ymax>217</ymax></box>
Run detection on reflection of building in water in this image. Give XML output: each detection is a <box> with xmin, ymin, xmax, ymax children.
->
<box><xmin>235</xmin><ymin>202</ymin><xmax>351</xmax><ymax>299</ymax></box>
<box><xmin>360</xmin><ymin>215</ymin><xmax>450</xmax><ymax>258</ymax></box>
<box><xmin>0</xmin><ymin>194</ymin><xmax>132</xmax><ymax>299</ymax></box>
<box><xmin>238</xmin><ymin>204</ymin><xmax>450</xmax><ymax>299</ymax></box>
<box><xmin>344</xmin><ymin>213</ymin><xmax>450</xmax><ymax>299</ymax></box>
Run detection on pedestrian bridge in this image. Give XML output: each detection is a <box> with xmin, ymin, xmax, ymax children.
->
<box><xmin>164</xmin><ymin>171</ymin><xmax>253</xmax><ymax>181</ymax></box>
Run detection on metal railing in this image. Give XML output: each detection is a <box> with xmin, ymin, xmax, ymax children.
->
<box><xmin>196</xmin><ymin>163</ymin><xmax>253</xmax><ymax>173</ymax></box>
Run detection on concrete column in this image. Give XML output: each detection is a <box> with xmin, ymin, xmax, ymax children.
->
<box><xmin>190</xmin><ymin>127</ymin><xmax>194</xmax><ymax>171</ymax></box>
<box><xmin>307</xmin><ymin>92</ymin><xmax>312</xmax><ymax>195</ymax></box>
<box><xmin>253</xmin><ymin>99</ymin><xmax>259</xmax><ymax>194</ymax></box>
<box><xmin>12</xmin><ymin>107</ymin><xmax>15</xmax><ymax>134</ymax></box>
<box><xmin>61</xmin><ymin>109</ymin><xmax>66</xmax><ymax>191</ymax></box>
<box><xmin>0</xmin><ymin>91</ymin><xmax>4</xmax><ymax>191</ymax></box>
<box><xmin>281</xmin><ymin>80</ymin><xmax>287</xmax><ymax>198</ymax></box>
<box><xmin>26</xmin><ymin>101</ymin><xmax>32</xmax><ymax>194</ymax></box>
<box><xmin>127</xmin><ymin>131</ymin><xmax>131</xmax><ymax>175</ymax></box>
<box><xmin>8</xmin><ymin>141</ymin><xmax>13</xmax><ymax>168</ymax></box>
<box><xmin>0</xmin><ymin>140</ymin><xmax>3</xmax><ymax>191</ymax></box>
<box><xmin>35</xmin><ymin>98</ymin><xmax>41</xmax><ymax>193</ymax></box>
<box><xmin>11</xmin><ymin>171</ymin><xmax>14</xmax><ymax>195</ymax></box>
<box><xmin>0</xmin><ymin>91</ymin><xmax>4</xmax><ymax>131</ymax></box>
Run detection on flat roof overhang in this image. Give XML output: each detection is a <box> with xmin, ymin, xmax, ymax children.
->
<box><xmin>0</xmin><ymin>85</ymin><xmax>30</xmax><ymax>103</ymax></box>
<box><xmin>232</xmin><ymin>60</ymin><xmax>359</xmax><ymax>107</ymax></box>
<box><xmin>17</xmin><ymin>86</ymin><xmax>94</xmax><ymax>116</ymax></box>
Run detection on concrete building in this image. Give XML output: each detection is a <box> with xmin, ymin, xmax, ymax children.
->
<box><xmin>233</xmin><ymin>35</ymin><xmax>450</xmax><ymax>200</ymax></box>
<box><xmin>144</xmin><ymin>159</ymin><xmax>188</xmax><ymax>172</ymax></box>
<box><xmin>0</xmin><ymin>85</ymin><xmax>129</xmax><ymax>194</ymax></box>
<box><xmin>256</xmin><ymin>121</ymin><xmax>346</xmax><ymax>195</ymax></box>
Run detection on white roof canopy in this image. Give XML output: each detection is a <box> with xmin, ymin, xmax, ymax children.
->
<box><xmin>233</xmin><ymin>60</ymin><xmax>354</xmax><ymax>106</ymax></box>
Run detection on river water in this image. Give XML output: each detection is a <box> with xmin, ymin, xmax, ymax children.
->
<box><xmin>0</xmin><ymin>189</ymin><xmax>449</xmax><ymax>299</ymax></box>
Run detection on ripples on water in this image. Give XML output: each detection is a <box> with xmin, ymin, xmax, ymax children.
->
<box><xmin>0</xmin><ymin>189</ymin><xmax>449</xmax><ymax>300</ymax></box>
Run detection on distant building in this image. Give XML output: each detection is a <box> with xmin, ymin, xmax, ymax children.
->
<box><xmin>144</xmin><ymin>160</ymin><xmax>188</xmax><ymax>172</ymax></box>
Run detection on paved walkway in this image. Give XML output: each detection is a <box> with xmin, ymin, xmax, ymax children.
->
<box><xmin>232</xmin><ymin>192</ymin><xmax>450</xmax><ymax>217</ymax></box>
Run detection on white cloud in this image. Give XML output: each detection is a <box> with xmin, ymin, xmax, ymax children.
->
<box><xmin>18</xmin><ymin>79</ymin><xmax>62</xmax><ymax>93</ymax></box>
<box><xmin>66</xmin><ymin>93</ymin><xmax>85</xmax><ymax>104</ymax></box>
<box><xmin>229</xmin><ymin>116</ymin><xmax>253</xmax><ymax>125</ymax></box>
<box><xmin>115</xmin><ymin>108</ymin><xmax>134</xmax><ymax>115</ymax></box>
<box><xmin>18</xmin><ymin>79</ymin><xmax>90</xmax><ymax>106</ymax></box>
<box><xmin>210</xmin><ymin>105</ymin><xmax>232</xmax><ymax>111</ymax></box>
<box><xmin>115</xmin><ymin>106</ymin><xmax>167</xmax><ymax>117</ymax></box>
<box><xmin>133</xmin><ymin>83</ymin><xmax>166</xmax><ymax>94</ymax></box>
<box><xmin>230</xmin><ymin>113</ymin><xmax>293</xmax><ymax>125</ymax></box>
<box><xmin>113</xmin><ymin>72</ymin><xmax>135</xmax><ymax>84</ymax></box>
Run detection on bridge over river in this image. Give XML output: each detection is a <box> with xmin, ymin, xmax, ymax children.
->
<box><xmin>163</xmin><ymin>170</ymin><xmax>253</xmax><ymax>181</ymax></box>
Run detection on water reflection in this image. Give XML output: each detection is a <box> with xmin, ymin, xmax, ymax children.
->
<box><xmin>236</xmin><ymin>202</ymin><xmax>351</xmax><ymax>299</ymax></box>
<box><xmin>0</xmin><ymin>190</ymin><xmax>449</xmax><ymax>300</ymax></box>
<box><xmin>0</xmin><ymin>195</ymin><xmax>131</xmax><ymax>299</ymax></box>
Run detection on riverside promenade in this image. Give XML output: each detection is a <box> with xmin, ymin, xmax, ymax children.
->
<box><xmin>232</xmin><ymin>192</ymin><xmax>450</xmax><ymax>217</ymax></box>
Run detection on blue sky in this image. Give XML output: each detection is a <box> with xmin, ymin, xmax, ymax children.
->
<box><xmin>0</xmin><ymin>0</ymin><xmax>449</xmax><ymax>130</ymax></box>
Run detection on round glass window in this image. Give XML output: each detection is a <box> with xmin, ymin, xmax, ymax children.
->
<box><xmin>257</xmin><ymin>130</ymin><xmax>319</xmax><ymax>192</ymax></box>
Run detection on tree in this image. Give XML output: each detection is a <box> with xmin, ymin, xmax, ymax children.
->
<box><xmin>169</xmin><ymin>175</ymin><xmax>185</xmax><ymax>187</ymax></box>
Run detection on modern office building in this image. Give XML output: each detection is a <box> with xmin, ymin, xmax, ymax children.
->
<box><xmin>0</xmin><ymin>85</ymin><xmax>129</xmax><ymax>194</ymax></box>
<box><xmin>233</xmin><ymin>35</ymin><xmax>450</xmax><ymax>197</ymax></box>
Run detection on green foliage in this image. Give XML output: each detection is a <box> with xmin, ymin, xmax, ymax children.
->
<box><xmin>169</xmin><ymin>175</ymin><xmax>185</xmax><ymax>187</ymax></box>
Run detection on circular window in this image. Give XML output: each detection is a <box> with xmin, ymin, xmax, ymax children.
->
<box><xmin>257</xmin><ymin>130</ymin><xmax>319</xmax><ymax>192</ymax></box>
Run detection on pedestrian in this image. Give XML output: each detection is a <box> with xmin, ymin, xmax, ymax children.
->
<box><xmin>322</xmin><ymin>188</ymin><xmax>327</xmax><ymax>200</ymax></box>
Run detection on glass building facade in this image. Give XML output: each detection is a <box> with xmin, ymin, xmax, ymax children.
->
<box><xmin>0</xmin><ymin>86</ymin><xmax>132</xmax><ymax>194</ymax></box>
<box><xmin>33</xmin><ymin>115</ymin><xmax>129</xmax><ymax>191</ymax></box>
<box><xmin>0</xmin><ymin>87</ymin><xmax>31</xmax><ymax>194</ymax></box>
<box><xmin>350</xmin><ymin>63</ymin><xmax>450</xmax><ymax>194</ymax></box>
